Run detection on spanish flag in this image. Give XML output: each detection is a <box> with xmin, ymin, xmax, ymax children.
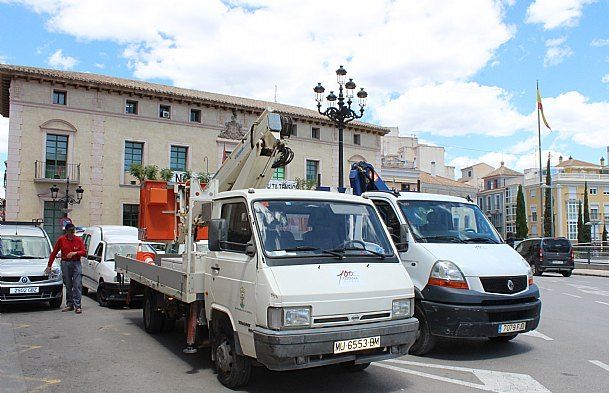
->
<box><xmin>536</xmin><ymin>86</ymin><xmax>551</xmax><ymax>131</ymax></box>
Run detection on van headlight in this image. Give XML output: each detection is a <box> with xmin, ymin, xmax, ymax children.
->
<box><xmin>267</xmin><ymin>306</ymin><xmax>311</xmax><ymax>330</ymax></box>
<box><xmin>392</xmin><ymin>298</ymin><xmax>413</xmax><ymax>319</ymax></box>
<box><xmin>428</xmin><ymin>260</ymin><xmax>469</xmax><ymax>289</ymax></box>
<box><xmin>49</xmin><ymin>263</ymin><xmax>62</xmax><ymax>281</ymax></box>
<box><xmin>527</xmin><ymin>265</ymin><xmax>534</xmax><ymax>285</ymax></box>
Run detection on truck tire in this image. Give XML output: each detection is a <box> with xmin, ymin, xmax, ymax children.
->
<box><xmin>143</xmin><ymin>290</ymin><xmax>164</xmax><ymax>334</ymax></box>
<box><xmin>489</xmin><ymin>334</ymin><xmax>518</xmax><ymax>342</ymax></box>
<box><xmin>212</xmin><ymin>316</ymin><xmax>251</xmax><ymax>388</ymax></box>
<box><xmin>340</xmin><ymin>362</ymin><xmax>371</xmax><ymax>372</ymax></box>
<box><xmin>409</xmin><ymin>304</ymin><xmax>436</xmax><ymax>356</ymax></box>
<box><xmin>562</xmin><ymin>270</ymin><xmax>572</xmax><ymax>277</ymax></box>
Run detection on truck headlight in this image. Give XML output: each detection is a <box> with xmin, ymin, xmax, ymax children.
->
<box><xmin>392</xmin><ymin>298</ymin><xmax>413</xmax><ymax>319</ymax></box>
<box><xmin>267</xmin><ymin>307</ymin><xmax>311</xmax><ymax>330</ymax></box>
<box><xmin>428</xmin><ymin>260</ymin><xmax>469</xmax><ymax>289</ymax></box>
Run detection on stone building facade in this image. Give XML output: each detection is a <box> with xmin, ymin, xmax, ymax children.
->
<box><xmin>0</xmin><ymin>65</ymin><xmax>386</xmax><ymax>240</ymax></box>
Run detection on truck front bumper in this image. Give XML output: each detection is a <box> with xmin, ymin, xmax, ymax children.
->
<box><xmin>253</xmin><ymin>318</ymin><xmax>418</xmax><ymax>371</ymax></box>
<box><xmin>420</xmin><ymin>285</ymin><xmax>541</xmax><ymax>338</ymax></box>
<box><xmin>0</xmin><ymin>282</ymin><xmax>63</xmax><ymax>303</ymax></box>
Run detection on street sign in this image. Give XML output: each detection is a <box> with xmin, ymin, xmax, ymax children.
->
<box><xmin>59</xmin><ymin>217</ymin><xmax>72</xmax><ymax>229</ymax></box>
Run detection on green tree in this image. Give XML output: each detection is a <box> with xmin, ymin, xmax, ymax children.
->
<box><xmin>582</xmin><ymin>182</ymin><xmax>591</xmax><ymax>243</ymax></box>
<box><xmin>602</xmin><ymin>224</ymin><xmax>608</xmax><ymax>246</ymax></box>
<box><xmin>516</xmin><ymin>184</ymin><xmax>528</xmax><ymax>238</ymax></box>
<box><xmin>543</xmin><ymin>155</ymin><xmax>552</xmax><ymax>237</ymax></box>
<box><xmin>159</xmin><ymin>168</ymin><xmax>173</xmax><ymax>182</ymax></box>
<box><xmin>577</xmin><ymin>201</ymin><xmax>584</xmax><ymax>243</ymax></box>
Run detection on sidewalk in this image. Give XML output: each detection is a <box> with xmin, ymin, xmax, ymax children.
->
<box><xmin>573</xmin><ymin>269</ymin><xmax>609</xmax><ymax>278</ymax></box>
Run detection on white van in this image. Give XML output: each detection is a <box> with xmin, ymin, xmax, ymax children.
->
<box><xmin>363</xmin><ymin>191</ymin><xmax>541</xmax><ymax>355</ymax></box>
<box><xmin>81</xmin><ymin>225</ymin><xmax>154</xmax><ymax>306</ymax></box>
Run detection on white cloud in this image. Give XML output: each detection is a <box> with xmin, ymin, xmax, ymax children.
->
<box><xmin>591</xmin><ymin>38</ymin><xmax>609</xmax><ymax>47</ymax></box>
<box><xmin>94</xmin><ymin>63</ymin><xmax>105</xmax><ymax>69</ymax></box>
<box><xmin>526</xmin><ymin>0</ymin><xmax>596</xmax><ymax>30</ymax></box>
<box><xmin>0</xmin><ymin>115</ymin><xmax>8</xmax><ymax>155</ymax></box>
<box><xmin>47</xmin><ymin>49</ymin><xmax>77</xmax><ymax>70</ymax></box>
<box><xmin>602</xmin><ymin>73</ymin><xmax>609</xmax><ymax>84</ymax></box>
<box><xmin>12</xmin><ymin>0</ymin><xmax>513</xmax><ymax>106</ymax></box>
<box><xmin>544</xmin><ymin>36</ymin><xmax>573</xmax><ymax>67</ymax></box>
<box><xmin>374</xmin><ymin>81</ymin><xmax>529</xmax><ymax>138</ymax></box>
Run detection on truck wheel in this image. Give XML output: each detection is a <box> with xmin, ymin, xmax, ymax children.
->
<box><xmin>409</xmin><ymin>304</ymin><xmax>436</xmax><ymax>356</ymax></box>
<box><xmin>97</xmin><ymin>283</ymin><xmax>109</xmax><ymax>307</ymax></box>
<box><xmin>340</xmin><ymin>362</ymin><xmax>371</xmax><ymax>372</ymax></box>
<box><xmin>49</xmin><ymin>294</ymin><xmax>63</xmax><ymax>309</ymax></box>
<box><xmin>489</xmin><ymin>334</ymin><xmax>518</xmax><ymax>342</ymax></box>
<box><xmin>143</xmin><ymin>291</ymin><xmax>164</xmax><ymax>334</ymax></box>
<box><xmin>562</xmin><ymin>270</ymin><xmax>572</xmax><ymax>277</ymax></box>
<box><xmin>213</xmin><ymin>318</ymin><xmax>251</xmax><ymax>388</ymax></box>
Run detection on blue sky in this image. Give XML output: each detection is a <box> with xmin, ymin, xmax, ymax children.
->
<box><xmin>1</xmin><ymin>0</ymin><xmax>609</xmax><ymax>196</ymax></box>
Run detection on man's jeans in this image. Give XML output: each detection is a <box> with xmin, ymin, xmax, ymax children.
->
<box><xmin>61</xmin><ymin>260</ymin><xmax>82</xmax><ymax>309</ymax></box>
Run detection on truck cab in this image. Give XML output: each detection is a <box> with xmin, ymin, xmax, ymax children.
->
<box><xmin>81</xmin><ymin>225</ymin><xmax>153</xmax><ymax>306</ymax></box>
<box><xmin>363</xmin><ymin>191</ymin><xmax>541</xmax><ymax>355</ymax></box>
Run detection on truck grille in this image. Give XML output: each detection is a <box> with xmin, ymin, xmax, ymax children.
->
<box><xmin>313</xmin><ymin>311</ymin><xmax>391</xmax><ymax>326</ymax></box>
<box><xmin>480</xmin><ymin>276</ymin><xmax>527</xmax><ymax>294</ymax></box>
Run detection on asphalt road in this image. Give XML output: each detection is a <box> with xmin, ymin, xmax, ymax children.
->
<box><xmin>1</xmin><ymin>274</ymin><xmax>609</xmax><ymax>393</ymax></box>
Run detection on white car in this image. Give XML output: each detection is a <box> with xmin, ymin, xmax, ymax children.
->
<box><xmin>81</xmin><ymin>225</ymin><xmax>154</xmax><ymax>307</ymax></box>
<box><xmin>363</xmin><ymin>191</ymin><xmax>541</xmax><ymax>355</ymax></box>
<box><xmin>0</xmin><ymin>222</ymin><xmax>63</xmax><ymax>309</ymax></box>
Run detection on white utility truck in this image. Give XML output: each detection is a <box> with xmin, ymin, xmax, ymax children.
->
<box><xmin>362</xmin><ymin>191</ymin><xmax>541</xmax><ymax>355</ymax></box>
<box><xmin>116</xmin><ymin>110</ymin><xmax>418</xmax><ymax>388</ymax></box>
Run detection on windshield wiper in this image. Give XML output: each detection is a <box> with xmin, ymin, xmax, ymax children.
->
<box><xmin>333</xmin><ymin>247</ymin><xmax>386</xmax><ymax>259</ymax></box>
<box><xmin>419</xmin><ymin>235</ymin><xmax>465</xmax><ymax>243</ymax></box>
<box><xmin>276</xmin><ymin>246</ymin><xmax>344</xmax><ymax>259</ymax></box>
<box><xmin>463</xmin><ymin>237</ymin><xmax>499</xmax><ymax>244</ymax></box>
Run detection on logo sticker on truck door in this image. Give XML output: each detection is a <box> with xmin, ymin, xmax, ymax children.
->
<box><xmin>337</xmin><ymin>270</ymin><xmax>360</xmax><ymax>285</ymax></box>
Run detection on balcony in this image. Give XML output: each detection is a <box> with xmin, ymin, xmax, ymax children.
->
<box><xmin>34</xmin><ymin>161</ymin><xmax>80</xmax><ymax>183</ymax></box>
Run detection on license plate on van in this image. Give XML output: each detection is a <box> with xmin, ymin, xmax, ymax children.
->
<box><xmin>9</xmin><ymin>287</ymin><xmax>39</xmax><ymax>294</ymax></box>
<box><xmin>552</xmin><ymin>260</ymin><xmax>564</xmax><ymax>264</ymax></box>
<box><xmin>334</xmin><ymin>336</ymin><xmax>380</xmax><ymax>354</ymax></box>
<box><xmin>498</xmin><ymin>322</ymin><xmax>526</xmax><ymax>334</ymax></box>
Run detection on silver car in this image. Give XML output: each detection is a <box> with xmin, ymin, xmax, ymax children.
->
<box><xmin>0</xmin><ymin>222</ymin><xmax>63</xmax><ymax>309</ymax></box>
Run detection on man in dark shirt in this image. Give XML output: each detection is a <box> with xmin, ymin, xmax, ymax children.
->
<box><xmin>46</xmin><ymin>223</ymin><xmax>87</xmax><ymax>313</ymax></box>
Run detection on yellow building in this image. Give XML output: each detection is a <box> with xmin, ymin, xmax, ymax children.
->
<box><xmin>1</xmin><ymin>64</ymin><xmax>387</xmax><ymax>241</ymax></box>
<box><xmin>524</xmin><ymin>156</ymin><xmax>609</xmax><ymax>242</ymax></box>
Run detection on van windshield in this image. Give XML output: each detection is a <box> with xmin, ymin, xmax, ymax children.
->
<box><xmin>253</xmin><ymin>200</ymin><xmax>394</xmax><ymax>263</ymax></box>
<box><xmin>398</xmin><ymin>200</ymin><xmax>501</xmax><ymax>244</ymax></box>
<box><xmin>0</xmin><ymin>236</ymin><xmax>50</xmax><ymax>259</ymax></box>
<box><xmin>542</xmin><ymin>238</ymin><xmax>571</xmax><ymax>253</ymax></box>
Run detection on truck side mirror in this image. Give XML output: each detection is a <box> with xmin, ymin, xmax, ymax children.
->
<box><xmin>208</xmin><ymin>219</ymin><xmax>227</xmax><ymax>252</ymax></box>
<box><xmin>245</xmin><ymin>243</ymin><xmax>256</xmax><ymax>257</ymax></box>
<box><xmin>396</xmin><ymin>224</ymin><xmax>410</xmax><ymax>252</ymax></box>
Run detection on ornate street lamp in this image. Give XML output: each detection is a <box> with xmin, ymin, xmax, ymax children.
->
<box><xmin>50</xmin><ymin>178</ymin><xmax>84</xmax><ymax>216</ymax></box>
<box><xmin>314</xmin><ymin>65</ymin><xmax>367</xmax><ymax>189</ymax></box>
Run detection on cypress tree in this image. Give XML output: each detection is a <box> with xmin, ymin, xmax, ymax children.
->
<box><xmin>577</xmin><ymin>201</ymin><xmax>584</xmax><ymax>243</ymax></box>
<box><xmin>602</xmin><ymin>224</ymin><xmax>608</xmax><ymax>246</ymax></box>
<box><xmin>583</xmin><ymin>182</ymin><xmax>591</xmax><ymax>243</ymax></box>
<box><xmin>543</xmin><ymin>155</ymin><xmax>552</xmax><ymax>236</ymax></box>
<box><xmin>516</xmin><ymin>184</ymin><xmax>528</xmax><ymax>238</ymax></box>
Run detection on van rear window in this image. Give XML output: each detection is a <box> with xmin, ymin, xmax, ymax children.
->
<box><xmin>542</xmin><ymin>239</ymin><xmax>571</xmax><ymax>253</ymax></box>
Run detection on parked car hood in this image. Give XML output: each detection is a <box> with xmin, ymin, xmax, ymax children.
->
<box><xmin>419</xmin><ymin>243</ymin><xmax>530</xmax><ymax>277</ymax></box>
<box><xmin>0</xmin><ymin>258</ymin><xmax>49</xmax><ymax>277</ymax></box>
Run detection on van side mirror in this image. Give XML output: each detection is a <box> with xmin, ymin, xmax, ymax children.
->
<box><xmin>396</xmin><ymin>224</ymin><xmax>410</xmax><ymax>252</ymax></box>
<box><xmin>208</xmin><ymin>219</ymin><xmax>227</xmax><ymax>252</ymax></box>
<box><xmin>245</xmin><ymin>243</ymin><xmax>256</xmax><ymax>257</ymax></box>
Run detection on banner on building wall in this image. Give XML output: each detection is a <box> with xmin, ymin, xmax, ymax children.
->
<box><xmin>267</xmin><ymin>180</ymin><xmax>297</xmax><ymax>190</ymax></box>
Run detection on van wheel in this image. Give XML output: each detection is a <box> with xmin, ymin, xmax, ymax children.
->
<box><xmin>213</xmin><ymin>317</ymin><xmax>251</xmax><ymax>388</ymax></box>
<box><xmin>489</xmin><ymin>334</ymin><xmax>518</xmax><ymax>342</ymax></box>
<box><xmin>49</xmin><ymin>294</ymin><xmax>63</xmax><ymax>309</ymax></box>
<box><xmin>143</xmin><ymin>290</ymin><xmax>164</xmax><ymax>334</ymax></box>
<box><xmin>97</xmin><ymin>284</ymin><xmax>109</xmax><ymax>307</ymax></box>
<box><xmin>409</xmin><ymin>304</ymin><xmax>436</xmax><ymax>356</ymax></box>
<box><xmin>81</xmin><ymin>286</ymin><xmax>89</xmax><ymax>296</ymax></box>
<box><xmin>340</xmin><ymin>362</ymin><xmax>370</xmax><ymax>372</ymax></box>
<box><xmin>562</xmin><ymin>270</ymin><xmax>572</xmax><ymax>277</ymax></box>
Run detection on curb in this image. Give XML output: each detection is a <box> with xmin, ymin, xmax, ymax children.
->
<box><xmin>572</xmin><ymin>271</ymin><xmax>609</xmax><ymax>278</ymax></box>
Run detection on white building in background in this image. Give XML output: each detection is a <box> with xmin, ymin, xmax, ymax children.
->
<box><xmin>458</xmin><ymin>162</ymin><xmax>495</xmax><ymax>189</ymax></box>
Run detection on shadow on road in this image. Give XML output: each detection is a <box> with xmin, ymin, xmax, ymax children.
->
<box><xmin>0</xmin><ymin>301</ymin><xmax>55</xmax><ymax>314</ymax></box>
<box><xmin>426</xmin><ymin>336</ymin><xmax>534</xmax><ymax>361</ymax></box>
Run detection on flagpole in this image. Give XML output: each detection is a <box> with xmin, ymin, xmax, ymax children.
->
<box><xmin>537</xmin><ymin>80</ymin><xmax>543</xmax><ymax>235</ymax></box>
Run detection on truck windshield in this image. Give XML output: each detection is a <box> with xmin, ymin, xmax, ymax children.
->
<box><xmin>253</xmin><ymin>200</ymin><xmax>394</xmax><ymax>262</ymax></box>
<box><xmin>105</xmin><ymin>243</ymin><xmax>154</xmax><ymax>261</ymax></box>
<box><xmin>398</xmin><ymin>200</ymin><xmax>501</xmax><ymax>244</ymax></box>
<box><xmin>0</xmin><ymin>236</ymin><xmax>50</xmax><ymax>259</ymax></box>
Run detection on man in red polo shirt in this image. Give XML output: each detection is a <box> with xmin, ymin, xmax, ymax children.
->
<box><xmin>46</xmin><ymin>223</ymin><xmax>87</xmax><ymax>314</ymax></box>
